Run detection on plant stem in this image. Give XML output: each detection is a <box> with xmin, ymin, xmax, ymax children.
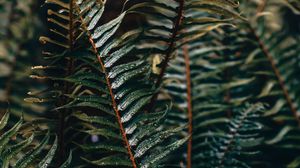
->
<box><xmin>183</xmin><ymin>45</ymin><xmax>193</xmax><ymax>168</ymax></box>
<box><xmin>75</xmin><ymin>6</ymin><xmax>138</xmax><ymax>168</ymax></box>
<box><xmin>147</xmin><ymin>0</ymin><xmax>185</xmax><ymax>112</ymax></box>
<box><xmin>155</xmin><ymin>0</ymin><xmax>185</xmax><ymax>88</ymax></box>
<box><xmin>249</xmin><ymin>26</ymin><xmax>300</xmax><ymax>125</ymax></box>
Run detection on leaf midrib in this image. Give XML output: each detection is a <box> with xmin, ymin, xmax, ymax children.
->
<box><xmin>147</xmin><ymin>0</ymin><xmax>186</xmax><ymax>113</ymax></box>
<box><xmin>183</xmin><ymin>45</ymin><xmax>193</xmax><ymax>168</ymax></box>
<box><xmin>74</xmin><ymin>4</ymin><xmax>138</xmax><ymax>168</ymax></box>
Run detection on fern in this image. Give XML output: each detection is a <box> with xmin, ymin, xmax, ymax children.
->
<box><xmin>165</xmin><ymin>0</ymin><xmax>300</xmax><ymax>167</ymax></box>
<box><xmin>162</xmin><ymin>0</ymin><xmax>300</xmax><ymax>167</ymax></box>
<box><xmin>228</xmin><ymin>1</ymin><xmax>300</xmax><ymax>166</ymax></box>
<box><xmin>68</xmin><ymin>1</ymin><xmax>187</xmax><ymax>167</ymax></box>
<box><xmin>28</xmin><ymin>0</ymin><xmax>186</xmax><ymax>167</ymax></box>
<box><xmin>31</xmin><ymin>0</ymin><xmax>242</xmax><ymax>167</ymax></box>
<box><xmin>200</xmin><ymin>103</ymin><xmax>265</xmax><ymax>168</ymax></box>
<box><xmin>0</xmin><ymin>112</ymin><xmax>58</xmax><ymax>168</ymax></box>
<box><xmin>148</xmin><ymin>1</ymin><xmax>246</xmax><ymax>167</ymax></box>
<box><xmin>1</xmin><ymin>0</ymin><xmax>300</xmax><ymax>167</ymax></box>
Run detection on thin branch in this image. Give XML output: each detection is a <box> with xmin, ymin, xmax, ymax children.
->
<box><xmin>147</xmin><ymin>0</ymin><xmax>185</xmax><ymax>112</ymax></box>
<box><xmin>75</xmin><ymin>6</ymin><xmax>138</xmax><ymax>168</ymax></box>
<box><xmin>183</xmin><ymin>45</ymin><xmax>193</xmax><ymax>168</ymax></box>
<box><xmin>155</xmin><ymin>0</ymin><xmax>185</xmax><ymax>88</ymax></box>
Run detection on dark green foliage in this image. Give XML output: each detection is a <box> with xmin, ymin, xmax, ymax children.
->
<box><xmin>0</xmin><ymin>112</ymin><xmax>59</xmax><ymax>168</ymax></box>
<box><xmin>0</xmin><ymin>0</ymin><xmax>300</xmax><ymax>168</ymax></box>
<box><xmin>200</xmin><ymin>103</ymin><xmax>265</xmax><ymax>168</ymax></box>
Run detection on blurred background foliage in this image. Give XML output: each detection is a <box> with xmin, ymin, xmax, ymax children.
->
<box><xmin>0</xmin><ymin>0</ymin><xmax>47</xmax><ymax>121</ymax></box>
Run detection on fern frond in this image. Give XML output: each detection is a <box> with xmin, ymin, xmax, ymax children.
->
<box><xmin>200</xmin><ymin>103</ymin><xmax>265</xmax><ymax>168</ymax></box>
<box><xmin>178</xmin><ymin>0</ymin><xmax>300</xmax><ymax>166</ymax></box>
<box><xmin>58</xmin><ymin>1</ymin><xmax>189</xmax><ymax>167</ymax></box>
<box><xmin>137</xmin><ymin>1</ymin><xmax>246</xmax><ymax>167</ymax></box>
<box><xmin>0</xmin><ymin>112</ymin><xmax>59</xmax><ymax>168</ymax></box>
<box><xmin>139</xmin><ymin>0</ymin><xmax>244</xmax><ymax>112</ymax></box>
<box><xmin>11</xmin><ymin>0</ymin><xmax>300</xmax><ymax>167</ymax></box>
<box><xmin>163</xmin><ymin>29</ymin><xmax>254</xmax><ymax>166</ymax></box>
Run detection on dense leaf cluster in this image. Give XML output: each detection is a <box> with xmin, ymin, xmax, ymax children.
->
<box><xmin>0</xmin><ymin>0</ymin><xmax>300</xmax><ymax>167</ymax></box>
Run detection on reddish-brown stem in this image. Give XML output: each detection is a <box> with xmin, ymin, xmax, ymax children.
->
<box><xmin>147</xmin><ymin>0</ymin><xmax>185</xmax><ymax>111</ymax></box>
<box><xmin>250</xmin><ymin>27</ymin><xmax>300</xmax><ymax>125</ymax></box>
<box><xmin>224</xmin><ymin>58</ymin><xmax>232</xmax><ymax>118</ymax></box>
<box><xmin>183</xmin><ymin>45</ymin><xmax>193</xmax><ymax>168</ymax></box>
<box><xmin>91</xmin><ymin>35</ymin><xmax>138</xmax><ymax>168</ymax></box>
<box><xmin>76</xmin><ymin>7</ymin><xmax>137</xmax><ymax>168</ymax></box>
<box><xmin>155</xmin><ymin>0</ymin><xmax>185</xmax><ymax>88</ymax></box>
<box><xmin>224</xmin><ymin>89</ymin><xmax>232</xmax><ymax>118</ymax></box>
